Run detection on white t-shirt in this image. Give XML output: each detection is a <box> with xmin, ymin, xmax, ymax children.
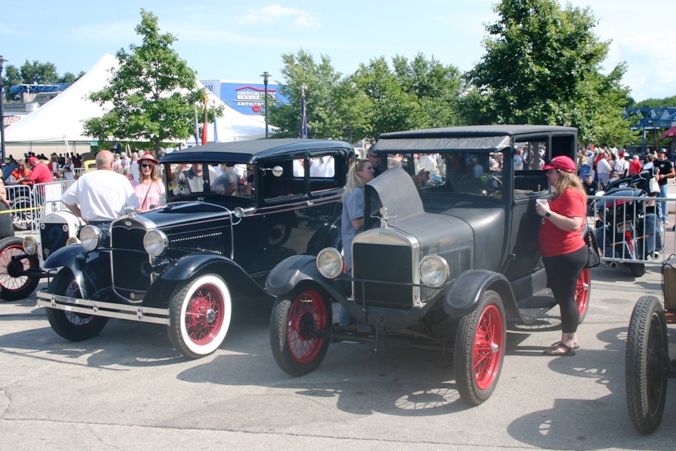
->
<box><xmin>61</xmin><ymin>170</ymin><xmax>140</xmax><ymax>222</ymax></box>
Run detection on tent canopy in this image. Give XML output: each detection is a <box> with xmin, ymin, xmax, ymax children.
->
<box><xmin>4</xmin><ymin>54</ymin><xmax>268</xmax><ymax>144</ymax></box>
<box><xmin>663</xmin><ymin>126</ymin><xmax>676</xmax><ymax>138</ymax></box>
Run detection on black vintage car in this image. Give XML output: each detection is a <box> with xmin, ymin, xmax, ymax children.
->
<box><xmin>36</xmin><ymin>139</ymin><xmax>352</xmax><ymax>358</ymax></box>
<box><xmin>266</xmin><ymin>125</ymin><xmax>592</xmax><ymax>405</ymax></box>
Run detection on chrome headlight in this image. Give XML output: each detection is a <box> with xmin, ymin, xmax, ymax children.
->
<box><xmin>419</xmin><ymin>255</ymin><xmax>450</xmax><ymax>288</ymax></box>
<box><xmin>316</xmin><ymin>247</ymin><xmax>343</xmax><ymax>279</ymax></box>
<box><xmin>80</xmin><ymin>225</ymin><xmax>102</xmax><ymax>251</ymax></box>
<box><xmin>22</xmin><ymin>236</ymin><xmax>37</xmax><ymax>255</ymax></box>
<box><xmin>143</xmin><ymin>229</ymin><xmax>168</xmax><ymax>257</ymax></box>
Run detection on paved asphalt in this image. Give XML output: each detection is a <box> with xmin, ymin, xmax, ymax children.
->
<box><xmin>2</xmin><ymin>253</ymin><xmax>676</xmax><ymax>450</ymax></box>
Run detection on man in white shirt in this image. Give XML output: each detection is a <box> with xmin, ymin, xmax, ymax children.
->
<box><xmin>596</xmin><ymin>153</ymin><xmax>612</xmax><ymax>188</ymax></box>
<box><xmin>61</xmin><ymin>150</ymin><xmax>140</xmax><ymax>223</ymax></box>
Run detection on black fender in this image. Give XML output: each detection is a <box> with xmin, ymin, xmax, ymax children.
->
<box><xmin>306</xmin><ymin>216</ymin><xmax>342</xmax><ymax>255</ymax></box>
<box><xmin>443</xmin><ymin>270</ymin><xmax>515</xmax><ymax>316</ymax></box>
<box><xmin>265</xmin><ymin>254</ymin><xmax>348</xmax><ymax>301</ymax></box>
<box><xmin>42</xmin><ymin>245</ymin><xmax>111</xmax><ymax>299</ymax></box>
<box><xmin>160</xmin><ymin>253</ymin><xmax>269</xmax><ymax>299</ymax></box>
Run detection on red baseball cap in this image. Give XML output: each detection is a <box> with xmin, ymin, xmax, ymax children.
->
<box><xmin>27</xmin><ymin>156</ymin><xmax>39</xmax><ymax>164</ymax></box>
<box><xmin>542</xmin><ymin>155</ymin><xmax>576</xmax><ymax>173</ymax></box>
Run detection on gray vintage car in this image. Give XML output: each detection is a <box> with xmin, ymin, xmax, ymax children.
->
<box><xmin>266</xmin><ymin>125</ymin><xmax>591</xmax><ymax>405</ymax></box>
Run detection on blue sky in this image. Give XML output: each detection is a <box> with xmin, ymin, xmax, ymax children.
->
<box><xmin>2</xmin><ymin>0</ymin><xmax>673</xmax><ymax>102</ymax></box>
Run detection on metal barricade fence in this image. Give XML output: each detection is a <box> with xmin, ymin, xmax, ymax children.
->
<box><xmin>5</xmin><ymin>180</ymin><xmax>75</xmax><ymax>232</ymax></box>
<box><xmin>589</xmin><ymin>194</ymin><xmax>674</xmax><ymax>266</ymax></box>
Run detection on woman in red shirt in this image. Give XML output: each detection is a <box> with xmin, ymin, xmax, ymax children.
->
<box><xmin>535</xmin><ymin>155</ymin><xmax>587</xmax><ymax>356</ymax></box>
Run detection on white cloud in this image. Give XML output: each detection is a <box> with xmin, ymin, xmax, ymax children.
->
<box><xmin>236</xmin><ymin>4</ymin><xmax>318</xmax><ymax>29</ymax></box>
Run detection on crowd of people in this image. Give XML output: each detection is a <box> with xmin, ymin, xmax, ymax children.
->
<box><xmin>578</xmin><ymin>145</ymin><xmax>675</xmax><ymax>225</ymax></box>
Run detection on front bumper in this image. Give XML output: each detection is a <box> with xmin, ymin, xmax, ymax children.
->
<box><xmin>36</xmin><ymin>291</ymin><xmax>170</xmax><ymax>325</ymax></box>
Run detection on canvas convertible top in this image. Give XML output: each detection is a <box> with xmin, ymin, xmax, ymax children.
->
<box><xmin>373</xmin><ymin>125</ymin><xmax>577</xmax><ymax>154</ymax></box>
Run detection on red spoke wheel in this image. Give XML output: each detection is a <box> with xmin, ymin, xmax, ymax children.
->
<box><xmin>575</xmin><ymin>268</ymin><xmax>591</xmax><ymax>324</ymax></box>
<box><xmin>455</xmin><ymin>290</ymin><xmax>506</xmax><ymax>405</ymax></box>
<box><xmin>270</xmin><ymin>287</ymin><xmax>332</xmax><ymax>376</ymax></box>
<box><xmin>168</xmin><ymin>274</ymin><xmax>232</xmax><ymax>359</ymax></box>
<box><xmin>0</xmin><ymin>236</ymin><xmax>40</xmax><ymax>301</ymax></box>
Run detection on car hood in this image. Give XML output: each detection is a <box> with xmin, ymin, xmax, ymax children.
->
<box><xmin>129</xmin><ymin>201</ymin><xmax>244</xmax><ymax>230</ymax></box>
<box><xmin>363</xmin><ymin>168</ymin><xmax>473</xmax><ymax>248</ymax></box>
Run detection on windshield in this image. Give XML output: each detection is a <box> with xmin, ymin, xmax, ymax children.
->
<box><xmin>379</xmin><ymin>151</ymin><xmax>504</xmax><ymax>197</ymax></box>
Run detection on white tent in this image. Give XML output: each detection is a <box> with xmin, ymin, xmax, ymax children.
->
<box><xmin>4</xmin><ymin>54</ymin><xmax>269</xmax><ymax>145</ymax></box>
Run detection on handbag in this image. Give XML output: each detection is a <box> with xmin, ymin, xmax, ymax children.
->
<box><xmin>649</xmin><ymin>177</ymin><xmax>660</xmax><ymax>194</ymax></box>
<box><xmin>584</xmin><ymin>229</ymin><xmax>601</xmax><ymax>269</ymax></box>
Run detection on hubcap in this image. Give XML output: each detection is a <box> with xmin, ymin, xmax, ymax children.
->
<box><xmin>206</xmin><ymin>309</ymin><xmax>216</xmax><ymax>323</ymax></box>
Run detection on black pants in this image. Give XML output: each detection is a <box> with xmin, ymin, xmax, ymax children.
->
<box><xmin>542</xmin><ymin>246</ymin><xmax>587</xmax><ymax>334</ymax></box>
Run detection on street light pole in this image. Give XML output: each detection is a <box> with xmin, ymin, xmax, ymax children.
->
<box><xmin>0</xmin><ymin>56</ymin><xmax>7</xmax><ymax>165</ymax></box>
<box><xmin>260</xmin><ymin>71</ymin><xmax>270</xmax><ymax>139</ymax></box>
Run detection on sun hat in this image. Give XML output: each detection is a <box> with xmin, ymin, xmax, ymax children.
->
<box><xmin>542</xmin><ymin>155</ymin><xmax>576</xmax><ymax>173</ymax></box>
<box><xmin>137</xmin><ymin>152</ymin><xmax>159</xmax><ymax>165</ymax></box>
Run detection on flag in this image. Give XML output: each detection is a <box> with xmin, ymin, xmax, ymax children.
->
<box><xmin>201</xmin><ymin>94</ymin><xmax>208</xmax><ymax>145</ymax></box>
<box><xmin>194</xmin><ymin>107</ymin><xmax>200</xmax><ymax>145</ymax></box>
<box><xmin>300</xmin><ymin>90</ymin><xmax>308</xmax><ymax>139</ymax></box>
<box><xmin>213</xmin><ymin>114</ymin><xmax>219</xmax><ymax>143</ymax></box>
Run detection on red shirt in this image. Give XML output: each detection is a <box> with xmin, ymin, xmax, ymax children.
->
<box><xmin>629</xmin><ymin>159</ymin><xmax>643</xmax><ymax>175</ymax></box>
<box><xmin>28</xmin><ymin>162</ymin><xmax>54</xmax><ymax>184</ymax></box>
<box><xmin>538</xmin><ymin>188</ymin><xmax>586</xmax><ymax>258</ymax></box>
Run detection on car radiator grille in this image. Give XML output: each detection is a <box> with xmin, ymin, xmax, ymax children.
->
<box><xmin>352</xmin><ymin>243</ymin><xmax>413</xmax><ymax>310</ymax></box>
<box><xmin>111</xmin><ymin>221</ymin><xmax>151</xmax><ymax>299</ymax></box>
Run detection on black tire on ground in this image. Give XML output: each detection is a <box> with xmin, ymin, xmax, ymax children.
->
<box><xmin>270</xmin><ymin>287</ymin><xmax>332</xmax><ymax>376</ymax></box>
<box><xmin>167</xmin><ymin>274</ymin><xmax>232</xmax><ymax>359</ymax></box>
<box><xmin>46</xmin><ymin>268</ymin><xmax>108</xmax><ymax>341</ymax></box>
<box><xmin>0</xmin><ymin>236</ymin><xmax>40</xmax><ymax>301</ymax></box>
<box><xmin>629</xmin><ymin>262</ymin><xmax>646</xmax><ymax>278</ymax></box>
<box><xmin>625</xmin><ymin>295</ymin><xmax>668</xmax><ymax>435</ymax></box>
<box><xmin>455</xmin><ymin>290</ymin><xmax>506</xmax><ymax>405</ymax></box>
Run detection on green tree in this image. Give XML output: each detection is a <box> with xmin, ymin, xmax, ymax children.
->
<box><xmin>391</xmin><ymin>53</ymin><xmax>464</xmax><ymax>128</ymax></box>
<box><xmin>633</xmin><ymin>95</ymin><xmax>676</xmax><ymax>108</ymax></box>
<box><xmin>83</xmin><ymin>9</ymin><xmax>208</xmax><ymax>151</ymax></box>
<box><xmin>1</xmin><ymin>64</ymin><xmax>21</xmax><ymax>101</ymax></box>
<box><xmin>350</xmin><ymin>56</ymin><xmax>423</xmax><ymax>140</ymax></box>
<box><xmin>466</xmin><ymin>0</ymin><xmax>632</xmax><ymax>145</ymax></box>
<box><xmin>19</xmin><ymin>60</ymin><xmax>59</xmax><ymax>84</ymax></box>
<box><xmin>58</xmin><ymin>71</ymin><xmax>86</xmax><ymax>83</ymax></box>
<box><xmin>268</xmin><ymin>49</ymin><xmax>352</xmax><ymax>140</ymax></box>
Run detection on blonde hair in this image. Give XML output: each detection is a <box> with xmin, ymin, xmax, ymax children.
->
<box><xmin>552</xmin><ymin>170</ymin><xmax>587</xmax><ymax>202</ymax></box>
<box><xmin>343</xmin><ymin>159</ymin><xmax>371</xmax><ymax>201</ymax></box>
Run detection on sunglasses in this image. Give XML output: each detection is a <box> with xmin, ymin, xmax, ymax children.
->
<box><xmin>141</xmin><ymin>163</ymin><xmax>153</xmax><ymax>168</ymax></box>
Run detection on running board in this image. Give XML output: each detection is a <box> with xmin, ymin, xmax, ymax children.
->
<box><xmin>512</xmin><ymin>288</ymin><xmax>557</xmax><ymax>324</ymax></box>
<box><xmin>36</xmin><ymin>291</ymin><xmax>170</xmax><ymax>325</ymax></box>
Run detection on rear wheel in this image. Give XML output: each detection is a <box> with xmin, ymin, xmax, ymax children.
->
<box><xmin>625</xmin><ymin>296</ymin><xmax>668</xmax><ymax>435</ymax></box>
<box><xmin>10</xmin><ymin>195</ymin><xmax>35</xmax><ymax>231</ymax></box>
<box><xmin>168</xmin><ymin>274</ymin><xmax>232</xmax><ymax>359</ymax></box>
<box><xmin>629</xmin><ymin>263</ymin><xmax>646</xmax><ymax>278</ymax></box>
<box><xmin>575</xmin><ymin>269</ymin><xmax>591</xmax><ymax>324</ymax></box>
<box><xmin>46</xmin><ymin>268</ymin><xmax>108</xmax><ymax>341</ymax></box>
<box><xmin>0</xmin><ymin>237</ymin><xmax>40</xmax><ymax>301</ymax></box>
<box><xmin>270</xmin><ymin>287</ymin><xmax>332</xmax><ymax>376</ymax></box>
<box><xmin>455</xmin><ymin>290</ymin><xmax>506</xmax><ymax>405</ymax></box>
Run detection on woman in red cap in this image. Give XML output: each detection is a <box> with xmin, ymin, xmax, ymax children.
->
<box><xmin>535</xmin><ymin>155</ymin><xmax>587</xmax><ymax>356</ymax></box>
<box><xmin>134</xmin><ymin>152</ymin><xmax>165</xmax><ymax>212</ymax></box>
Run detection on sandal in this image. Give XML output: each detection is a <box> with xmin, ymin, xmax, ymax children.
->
<box><xmin>549</xmin><ymin>341</ymin><xmax>580</xmax><ymax>351</ymax></box>
<box><xmin>544</xmin><ymin>343</ymin><xmax>576</xmax><ymax>356</ymax></box>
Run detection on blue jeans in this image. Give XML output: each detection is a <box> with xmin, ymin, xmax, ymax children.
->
<box><xmin>659</xmin><ymin>184</ymin><xmax>669</xmax><ymax>223</ymax></box>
